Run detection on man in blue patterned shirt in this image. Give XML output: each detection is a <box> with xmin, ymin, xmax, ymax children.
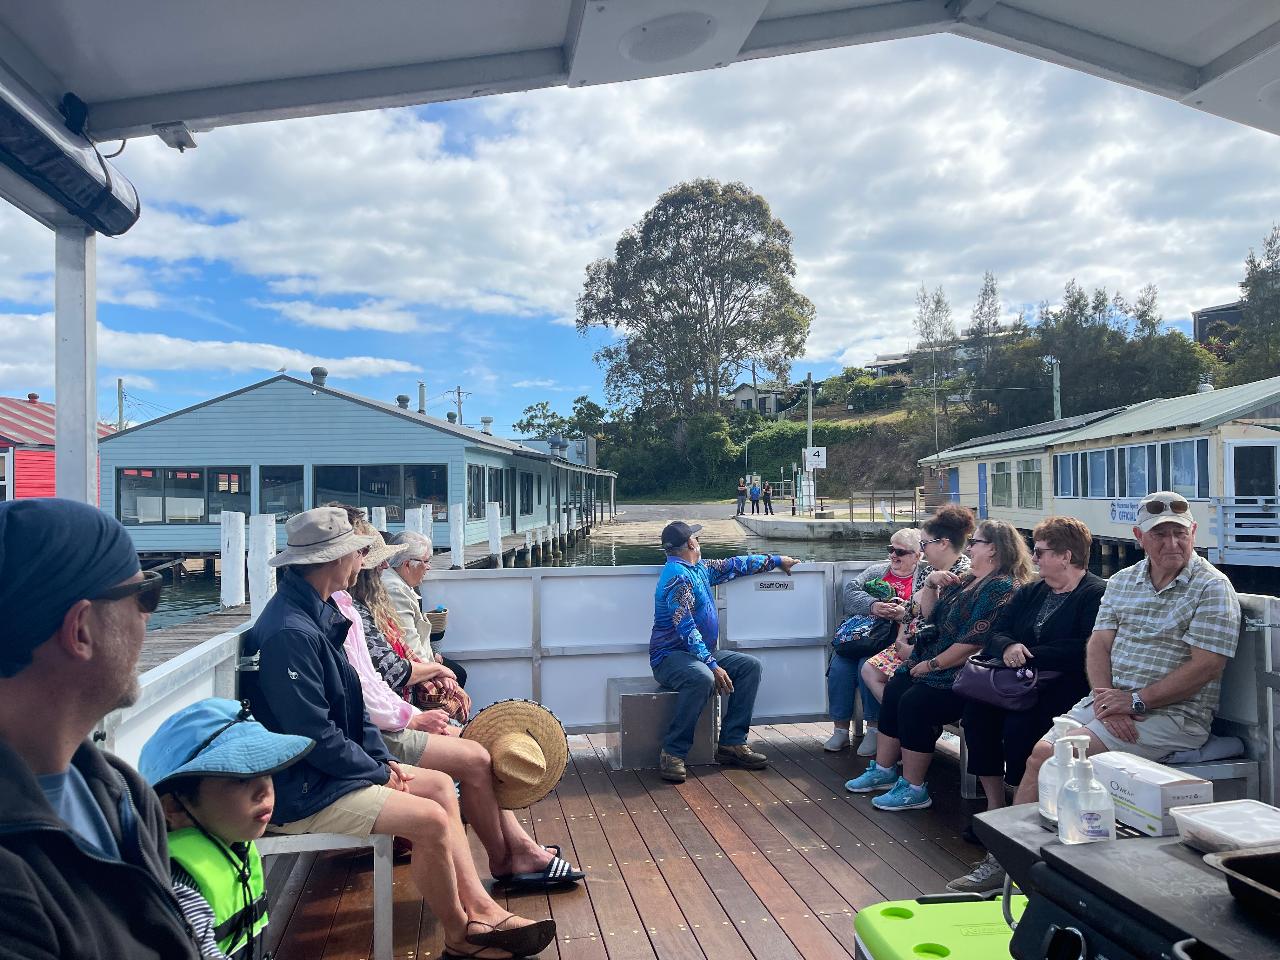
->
<box><xmin>650</xmin><ymin>521</ymin><xmax>798</xmax><ymax>782</ymax></box>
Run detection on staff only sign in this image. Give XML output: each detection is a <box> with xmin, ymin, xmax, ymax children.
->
<box><xmin>755</xmin><ymin>580</ymin><xmax>795</xmax><ymax>591</ymax></box>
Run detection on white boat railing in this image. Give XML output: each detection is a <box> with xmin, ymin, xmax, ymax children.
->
<box><xmin>1210</xmin><ymin>497</ymin><xmax>1280</xmax><ymax>566</ymax></box>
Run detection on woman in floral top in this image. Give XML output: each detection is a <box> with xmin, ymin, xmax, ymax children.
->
<box><xmin>845</xmin><ymin>517</ymin><xmax>1034</xmax><ymax>811</ymax></box>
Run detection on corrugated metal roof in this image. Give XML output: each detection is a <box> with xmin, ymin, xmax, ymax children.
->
<box><xmin>948</xmin><ymin>407</ymin><xmax>1127</xmax><ymax>452</ymax></box>
<box><xmin>920</xmin><ymin>427</ymin><xmax>1080</xmax><ymax>465</ymax></box>
<box><xmin>0</xmin><ymin>396</ymin><xmax>114</xmax><ymax>446</ymax></box>
<box><xmin>1052</xmin><ymin>376</ymin><xmax>1280</xmax><ymax>445</ymax></box>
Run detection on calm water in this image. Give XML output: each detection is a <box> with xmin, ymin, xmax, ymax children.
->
<box><xmin>149</xmin><ymin>575</ymin><xmax>222</xmax><ymax>631</ymax></box>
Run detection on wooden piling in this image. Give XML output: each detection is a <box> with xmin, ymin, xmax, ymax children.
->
<box><xmin>219</xmin><ymin>512</ymin><xmax>246</xmax><ymax>609</ymax></box>
<box><xmin>486</xmin><ymin>502</ymin><xmax>503</xmax><ymax>568</ymax></box>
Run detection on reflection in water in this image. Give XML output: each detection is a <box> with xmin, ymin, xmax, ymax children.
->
<box><xmin>148</xmin><ymin>575</ymin><xmax>222</xmax><ymax>631</ymax></box>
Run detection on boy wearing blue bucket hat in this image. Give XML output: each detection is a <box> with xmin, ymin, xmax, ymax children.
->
<box><xmin>140</xmin><ymin>698</ymin><xmax>313</xmax><ymax>960</ymax></box>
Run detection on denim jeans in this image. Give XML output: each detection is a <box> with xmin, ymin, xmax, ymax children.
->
<box><xmin>653</xmin><ymin>650</ymin><xmax>762</xmax><ymax>758</ymax></box>
<box><xmin>826</xmin><ymin>654</ymin><xmax>880</xmax><ymax>724</ymax></box>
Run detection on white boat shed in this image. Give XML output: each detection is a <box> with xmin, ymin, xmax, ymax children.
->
<box><xmin>3</xmin><ymin>3</ymin><xmax>1280</xmax><ymax>501</ymax></box>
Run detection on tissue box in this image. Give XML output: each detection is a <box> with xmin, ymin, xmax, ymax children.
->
<box><xmin>1091</xmin><ymin>752</ymin><xmax>1212</xmax><ymax>836</ymax></box>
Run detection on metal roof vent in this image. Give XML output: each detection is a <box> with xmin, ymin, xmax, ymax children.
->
<box><xmin>1197</xmin><ymin>381</ymin><xmax>1215</xmax><ymax>393</ymax></box>
<box><xmin>396</xmin><ymin>394</ymin><xmax>411</xmax><ymax>409</ymax></box>
<box><xmin>310</xmin><ymin>366</ymin><xmax>328</xmax><ymax>386</ymax></box>
<box><xmin>480</xmin><ymin>416</ymin><xmax>494</xmax><ymax>435</ymax></box>
<box><xmin>446</xmin><ymin>411</ymin><xmax>458</xmax><ymax>423</ymax></box>
<box><xmin>26</xmin><ymin>392</ymin><xmax>39</xmax><ymax>403</ymax></box>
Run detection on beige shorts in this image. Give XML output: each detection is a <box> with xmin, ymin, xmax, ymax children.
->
<box><xmin>271</xmin><ymin>784</ymin><xmax>396</xmax><ymax>839</ymax></box>
<box><xmin>381</xmin><ymin>726</ymin><xmax>430</xmax><ymax>765</ymax></box>
<box><xmin>1041</xmin><ymin>696</ymin><xmax>1209</xmax><ymax>762</ymax></box>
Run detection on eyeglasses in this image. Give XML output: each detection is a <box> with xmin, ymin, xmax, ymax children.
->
<box><xmin>1032</xmin><ymin>546</ymin><xmax>1057</xmax><ymax>559</ymax></box>
<box><xmin>357</xmin><ymin>545</ymin><xmax>372</xmax><ymax>556</ymax></box>
<box><xmin>405</xmin><ymin>557</ymin><xmax>430</xmax><ymax>567</ymax></box>
<box><xmin>919</xmin><ymin>536</ymin><xmax>945</xmax><ymax>548</ymax></box>
<box><xmin>1142</xmin><ymin>497</ymin><xmax>1190</xmax><ymax>515</ymax></box>
<box><xmin>887</xmin><ymin>546</ymin><xmax>916</xmax><ymax>558</ymax></box>
<box><xmin>967</xmin><ymin>538</ymin><xmax>991</xmax><ymax>547</ymax></box>
<box><xmin>91</xmin><ymin>570</ymin><xmax>165</xmax><ymax>613</ymax></box>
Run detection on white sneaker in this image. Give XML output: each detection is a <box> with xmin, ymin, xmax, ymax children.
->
<box><xmin>856</xmin><ymin>728</ymin><xmax>878</xmax><ymax>757</ymax></box>
<box><xmin>823</xmin><ymin>729</ymin><xmax>850</xmax><ymax>752</ymax></box>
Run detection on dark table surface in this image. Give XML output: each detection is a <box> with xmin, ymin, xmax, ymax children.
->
<box><xmin>975</xmin><ymin>805</ymin><xmax>1280</xmax><ymax>959</ymax></box>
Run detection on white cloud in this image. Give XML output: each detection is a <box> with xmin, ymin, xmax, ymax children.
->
<box><xmin>0</xmin><ymin>312</ymin><xmax>418</xmax><ymax>395</ymax></box>
<box><xmin>512</xmin><ymin>378</ymin><xmax>563</xmax><ymax>389</ymax></box>
<box><xmin>253</xmin><ymin>298</ymin><xmax>427</xmax><ymax>332</ymax></box>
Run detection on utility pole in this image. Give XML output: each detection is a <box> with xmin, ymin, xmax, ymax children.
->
<box><xmin>804</xmin><ymin>372</ymin><xmax>814</xmax><ymax>513</ymax></box>
<box><xmin>1051</xmin><ymin>358</ymin><xmax>1062</xmax><ymax>420</ymax></box>
<box><xmin>116</xmin><ymin>378</ymin><xmax>124</xmax><ymax>431</ymax></box>
<box><xmin>454</xmin><ymin>385</ymin><xmax>464</xmax><ymax>424</ymax></box>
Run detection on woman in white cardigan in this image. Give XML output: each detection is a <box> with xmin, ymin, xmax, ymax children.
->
<box><xmin>383</xmin><ymin>531</ymin><xmax>469</xmax><ymax>689</ymax></box>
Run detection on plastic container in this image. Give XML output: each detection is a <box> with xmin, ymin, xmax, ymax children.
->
<box><xmin>1171</xmin><ymin>799</ymin><xmax>1280</xmax><ymax>853</ymax></box>
<box><xmin>1038</xmin><ymin>718</ymin><xmax>1084</xmax><ymax>826</ymax></box>
<box><xmin>1058</xmin><ymin>740</ymin><xmax>1116</xmax><ymax>844</ymax></box>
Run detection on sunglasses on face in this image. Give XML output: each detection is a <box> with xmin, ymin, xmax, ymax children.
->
<box><xmin>887</xmin><ymin>546</ymin><xmax>915</xmax><ymax>558</ymax></box>
<box><xmin>1142</xmin><ymin>498</ymin><xmax>1190</xmax><ymax>515</ymax></box>
<box><xmin>1032</xmin><ymin>546</ymin><xmax>1056</xmax><ymax>559</ymax></box>
<box><xmin>967</xmin><ymin>537</ymin><xmax>991</xmax><ymax>547</ymax></box>
<box><xmin>91</xmin><ymin>570</ymin><xmax>165</xmax><ymax>614</ymax></box>
<box><xmin>919</xmin><ymin>536</ymin><xmax>945</xmax><ymax>548</ymax></box>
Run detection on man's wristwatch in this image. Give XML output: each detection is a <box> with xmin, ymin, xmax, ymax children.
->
<box><xmin>929</xmin><ymin>657</ymin><xmax>940</xmax><ymax>672</ymax></box>
<box><xmin>1131</xmin><ymin>691</ymin><xmax>1147</xmax><ymax>715</ymax></box>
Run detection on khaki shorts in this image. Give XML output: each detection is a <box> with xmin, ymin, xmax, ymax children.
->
<box><xmin>271</xmin><ymin>784</ymin><xmax>396</xmax><ymax>839</ymax></box>
<box><xmin>1041</xmin><ymin>696</ymin><xmax>1209</xmax><ymax>762</ymax></box>
<box><xmin>382</xmin><ymin>726</ymin><xmax>430</xmax><ymax>765</ymax></box>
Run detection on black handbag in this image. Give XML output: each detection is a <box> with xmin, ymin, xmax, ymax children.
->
<box><xmin>952</xmin><ymin>655</ymin><xmax>1062</xmax><ymax>711</ymax></box>
<box><xmin>831</xmin><ymin>615</ymin><xmax>894</xmax><ymax>661</ymax></box>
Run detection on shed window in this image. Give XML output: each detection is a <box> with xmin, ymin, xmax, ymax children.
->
<box><xmin>1084</xmin><ymin>450</ymin><xmax>1115</xmax><ymax>498</ymax></box>
<box><xmin>467</xmin><ymin>465</ymin><xmax>485</xmax><ymax>520</ymax></box>
<box><xmin>1160</xmin><ymin>439</ymin><xmax>1210</xmax><ymax>499</ymax></box>
<box><xmin>487</xmin><ymin>467</ymin><xmax>507</xmax><ymax>516</ymax></box>
<box><xmin>206</xmin><ymin>468</ymin><xmax>250</xmax><ymax>519</ymax></box>
<box><xmin>519</xmin><ymin>472</ymin><xmax>534</xmax><ymax>515</ymax></box>
<box><xmin>164</xmin><ymin>469</ymin><xmax>206</xmax><ymax>523</ymax></box>
<box><xmin>261</xmin><ymin>465</ymin><xmax>304</xmax><ymax>520</ymax></box>
<box><xmin>118</xmin><ymin>468</ymin><xmax>165</xmax><ymax>524</ymax></box>
<box><xmin>314</xmin><ymin>466</ymin><xmax>359</xmax><ymax>508</ymax></box>
<box><xmin>405</xmin><ymin>465</ymin><xmax>448</xmax><ymax>520</ymax></box>
<box><xmin>1053</xmin><ymin>453</ymin><xmax>1078</xmax><ymax>498</ymax></box>
<box><xmin>1119</xmin><ymin>445</ymin><xmax>1158</xmax><ymax>498</ymax></box>
<box><xmin>990</xmin><ymin>461</ymin><xmax>1012</xmax><ymax>508</ymax></box>
<box><xmin>359</xmin><ymin>464</ymin><xmax>403</xmax><ymax>521</ymax></box>
<box><xmin>1017</xmin><ymin>459</ymin><xmax>1042</xmax><ymax>509</ymax></box>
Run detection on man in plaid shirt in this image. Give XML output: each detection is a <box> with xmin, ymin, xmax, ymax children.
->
<box><xmin>1016</xmin><ymin>491</ymin><xmax>1241</xmax><ymax>803</ymax></box>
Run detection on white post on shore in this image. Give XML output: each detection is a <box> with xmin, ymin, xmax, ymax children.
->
<box><xmin>523</xmin><ymin>531</ymin><xmax>532</xmax><ymax>566</ymax></box>
<box><xmin>448</xmin><ymin>504</ymin><xmax>465</xmax><ymax>569</ymax></box>
<box><xmin>569</xmin><ymin>507</ymin><xmax>578</xmax><ymax>544</ymax></box>
<box><xmin>370</xmin><ymin>506</ymin><xmax>387</xmax><ymax>531</ymax></box>
<box><xmin>247</xmin><ymin>514</ymin><xmax>277</xmax><ymax>620</ymax></box>
<box><xmin>486</xmin><ymin>502</ymin><xmax>503</xmax><ymax>567</ymax></box>
<box><xmin>404</xmin><ymin>506</ymin><xmax>426</xmax><ymax>536</ymax></box>
<box><xmin>219</xmin><ymin>512</ymin><xmax>246</xmax><ymax>609</ymax></box>
<box><xmin>421</xmin><ymin>506</ymin><xmax>434</xmax><ymax>553</ymax></box>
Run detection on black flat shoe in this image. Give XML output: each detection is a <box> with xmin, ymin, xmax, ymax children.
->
<box><xmin>465</xmin><ymin>916</ymin><xmax>556</xmax><ymax>956</ymax></box>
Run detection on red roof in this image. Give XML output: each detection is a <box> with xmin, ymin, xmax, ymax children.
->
<box><xmin>0</xmin><ymin>396</ymin><xmax>115</xmax><ymax>446</ymax></box>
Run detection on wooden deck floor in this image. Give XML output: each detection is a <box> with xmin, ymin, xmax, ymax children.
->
<box><xmin>138</xmin><ymin>605</ymin><xmax>250</xmax><ymax>673</ymax></box>
<box><xmin>261</xmin><ymin>723</ymin><xmax>984</xmax><ymax>960</ymax></box>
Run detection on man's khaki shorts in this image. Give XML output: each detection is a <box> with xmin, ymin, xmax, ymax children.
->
<box><xmin>271</xmin><ymin>784</ymin><xmax>396</xmax><ymax>839</ymax></box>
<box><xmin>1040</xmin><ymin>696</ymin><xmax>1208</xmax><ymax>762</ymax></box>
<box><xmin>382</xmin><ymin>726</ymin><xmax>430</xmax><ymax>765</ymax></box>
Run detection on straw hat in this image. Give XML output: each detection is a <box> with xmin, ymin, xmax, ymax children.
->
<box><xmin>270</xmin><ymin>507</ymin><xmax>376</xmax><ymax>567</ymax></box>
<box><xmin>360</xmin><ymin>528</ymin><xmax>409</xmax><ymax>570</ymax></box>
<box><xmin>461</xmin><ymin>700</ymin><xmax>568</xmax><ymax>809</ymax></box>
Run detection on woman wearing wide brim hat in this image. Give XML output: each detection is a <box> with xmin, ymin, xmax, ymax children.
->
<box><xmin>360</xmin><ymin>528</ymin><xmax>409</xmax><ymax>570</ymax></box>
<box><xmin>463</xmin><ymin>699</ymin><xmax>585</xmax><ymax>892</ymax></box>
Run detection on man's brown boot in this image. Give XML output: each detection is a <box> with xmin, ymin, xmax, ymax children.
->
<box><xmin>659</xmin><ymin>751</ymin><xmax>687</xmax><ymax>783</ymax></box>
<box><xmin>716</xmin><ymin>743</ymin><xmax>768</xmax><ymax>770</ymax></box>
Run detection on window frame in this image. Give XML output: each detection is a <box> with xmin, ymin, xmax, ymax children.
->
<box><xmin>260</xmin><ymin>464</ymin><xmax>305</xmax><ymax>521</ymax></box>
<box><xmin>518</xmin><ymin>471</ymin><xmax>535</xmax><ymax>516</ymax></box>
<box><xmin>1083</xmin><ymin>448</ymin><xmax>1116</xmax><ymax>499</ymax></box>
<box><xmin>1016</xmin><ymin>458</ymin><xmax>1043</xmax><ymax>510</ymax></box>
<box><xmin>467</xmin><ymin>464</ymin><xmax>486</xmax><ymax>520</ymax></box>
<box><xmin>990</xmin><ymin>460</ymin><xmax>1012</xmax><ymax>508</ymax></box>
<box><xmin>404</xmin><ymin>463</ymin><xmax>449</xmax><ymax>521</ymax></box>
<box><xmin>205</xmin><ymin>466</ymin><xmax>251</xmax><ymax>521</ymax></box>
<box><xmin>1160</xmin><ymin>438</ymin><xmax>1210</xmax><ymax>500</ymax></box>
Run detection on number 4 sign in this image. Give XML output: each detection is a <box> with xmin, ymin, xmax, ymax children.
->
<box><xmin>804</xmin><ymin>446</ymin><xmax>827</xmax><ymax>469</ymax></box>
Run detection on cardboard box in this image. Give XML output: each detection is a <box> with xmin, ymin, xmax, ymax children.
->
<box><xmin>1091</xmin><ymin>752</ymin><xmax>1212</xmax><ymax>836</ymax></box>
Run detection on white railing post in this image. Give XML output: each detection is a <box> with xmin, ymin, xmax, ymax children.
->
<box><xmin>449</xmin><ymin>503</ymin><xmax>465</xmax><ymax>569</ymax></box>
<box><xmin>220</xmin><ymin>512</ymin><xmax>246</xmax><ymax>608</ymax></box>
<box><xmin>404</xmin><ymin>506</ymin><xmax>425</xmax><ymax>536</ymax></box>
<box><xmin>247</xmin><ymin>514</ymin><xmax>277</xmax><ymax>621</ymax></box>
<box><xmin>486</xmin><ymin>502</ymin><xmax>503</xmax><ymax>567</ymax></box>
<box><xmin>370</xmin><ymin>506</ymin><xmax>387</xmax><ymax>531</ymax></box>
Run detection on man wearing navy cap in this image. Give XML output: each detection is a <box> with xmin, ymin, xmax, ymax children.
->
<box><xmin>0</xmin><ymin>497</ymin><xmax>201</xmax><ymax>959</ymax></box>
<box><xmin>650</xmin><ymin>520</ymin><xmax>799</xmax><ymax>782</ymax></box>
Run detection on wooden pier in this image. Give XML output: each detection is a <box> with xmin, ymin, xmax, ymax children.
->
<box><xmin>139</xmin><ymin>605</ymin><xmax>250</xmax><ymax>674</ymax></box>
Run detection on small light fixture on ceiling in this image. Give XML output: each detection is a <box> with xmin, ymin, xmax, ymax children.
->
<box><xmin>153</xmin><ymin>121</ymin><xmax>197</xmax><ymax>152</ymax></box>
<box><xmin>618</xmin><ymin>12</ymin><xmax>717</xmax><ymax>65</ymax></box>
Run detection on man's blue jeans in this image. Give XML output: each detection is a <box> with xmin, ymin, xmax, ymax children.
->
<box><xmin>653</xmin><ymin>650</ymin><xmax>762</xmax><ymax>759</ymax></box>
<box><xmin>827</xmin><ymin>654</ymin><xmax>880</xmax><ymax>724</ymax></box>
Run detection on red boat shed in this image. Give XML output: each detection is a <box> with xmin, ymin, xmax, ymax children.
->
<box><xmin>0</xmin><ymin>394</ymin><xmax>113</xmax><ymax>502</ymax></box>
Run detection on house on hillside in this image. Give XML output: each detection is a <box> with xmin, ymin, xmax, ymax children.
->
<box><xmin>866</xmin><ymin>353</ymin><xmax>912</xmax><ymax>378</ymax></box>
<box><xmin>98</xmin><ymin>369</ymin><xmax>616</xmax><ymax>556</ymax></box>
<box><xmin>920</xmin><ymin>376</ymin><xmax>1280</xmax><ymax>566</ymax></box>
<box><xmin>0</xmin><ymin>393</ymin><xmax>114</xmax><ymax>502</ymax></box>
<box><xmin>1192</xmin><ymin>300</ymin><xmax>1244</xmax><ymax>345</ymax></box>
<box><xmin>724</xmin><ymin>382</ymin><xmax>790</xmax><ymax>416</ymax></box>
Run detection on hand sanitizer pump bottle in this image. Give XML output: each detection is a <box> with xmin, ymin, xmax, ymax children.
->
<box><xmin>1057</xmin><ymin>739</ymin><xmax>1116</xmax><ymax>845</ymax></box>
<box><xmin>1037</xmin><ymin>717</ymin><xmax>1083</xmax><ymax>827</ymax></box>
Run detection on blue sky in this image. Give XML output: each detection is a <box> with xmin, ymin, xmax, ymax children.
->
<box><xmin>2</xmin><ymin>34</ymin><xmax>1278</xmax><ymax>433</ymax></box>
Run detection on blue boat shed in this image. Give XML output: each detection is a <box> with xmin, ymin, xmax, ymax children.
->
<box><xmin>98</xmin><ymin>369</ymin><xmax>616</xmax><ymax>556</ymax></box>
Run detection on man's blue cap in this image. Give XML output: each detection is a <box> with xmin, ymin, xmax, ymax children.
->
<box><xmin>139</xmin><ymin>698</ymin><xmax>313</xmax><ymax>789</ymax></box>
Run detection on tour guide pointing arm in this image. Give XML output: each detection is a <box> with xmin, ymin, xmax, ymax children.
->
<box><xmin>649</xmin><ymin>520</ymin><xmax>798</xmax><ymax>784</ymax></box>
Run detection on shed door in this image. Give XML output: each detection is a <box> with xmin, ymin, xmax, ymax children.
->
<box><xmin>976</xmin><ymin>463</ymin><xmax>988</xmax><ymax>519</ymax></box>
<box><xmin>946</xmin><ymin>468</ymin><xmax>960</xmax><ymax>505</ymax></box>
<box><xmin>1226</xmin><ymin>442</ymin><xmax>1279</xmax><ymax>545</ymax></box>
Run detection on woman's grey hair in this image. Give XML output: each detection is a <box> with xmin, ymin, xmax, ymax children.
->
<box><xmin>890</xmin><ymin>528</ymin><xmax>922</xmax><ymax>552</ymax></box>
<box><xmin>386</xmin><ymin>531</ymin><xmax>431</xmax><ymax>566</ymax></box>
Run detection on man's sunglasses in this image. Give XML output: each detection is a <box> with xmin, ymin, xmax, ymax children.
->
<box><xmin>887</xmin><ymin>546</ymin><xmax>916</xmax><ymax>558</ymax></box>
<box><xmin>91</xmin><ymin>570</ymin><xmax>165</xmax><ymax>613</ymax></box>
<box><xmin>1143</xmin><ymin>498</ymin><xmax>1190</xmax><ymax>515</ymax></box>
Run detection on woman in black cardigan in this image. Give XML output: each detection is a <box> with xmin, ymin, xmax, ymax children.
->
<box><xmin>949</xmin><ymin>517</ymin><xmax>1104</xmax><ymax>893</ymax></box>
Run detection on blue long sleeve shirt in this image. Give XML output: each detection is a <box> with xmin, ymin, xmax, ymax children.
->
<box><xmin>649</xmin><ymin>554</ymin><xmax>782</xmax><ymax>671</ymax></box>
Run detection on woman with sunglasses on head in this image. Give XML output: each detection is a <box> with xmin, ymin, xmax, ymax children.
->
<box><xmin>846</xmin><ymin>511</ymin><xmax>1031</xmax><ymax>812</ymax></box>
<box><xmin>826</xmin><ymin>528</ymin><xmax>928</xmax><ymax>753</ymax></box>
<box><xmin>947</xmin><ymin>516</ymin><xmax>1104</xmax><ymax>894</ymax></box>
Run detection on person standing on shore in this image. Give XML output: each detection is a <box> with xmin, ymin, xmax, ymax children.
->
<box><xmin>735</xmin><ymin>479</ymin><xmax>748</xmax><ymax>516</ymax></box>
<box><xmin>749</xmin><ymin>481</ymin><xmax>762</xmax><ymax>514</ymax></box>
<box><xmin>649</xmin><ymin>521</ymin><xmax>799</xmax><ymax>783</ymax></box>
<box><xmin>762</xmin><ymin>482</ymin><xmax>775</xmax><ymax>515</ymax></box>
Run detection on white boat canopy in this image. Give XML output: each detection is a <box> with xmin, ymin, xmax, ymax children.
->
<box><xmin>2</xmin><ymin>0</ymin><xmax>1279</xmax><ymax>499</ymax></box>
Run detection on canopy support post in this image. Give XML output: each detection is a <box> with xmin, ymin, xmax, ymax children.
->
<box><xmin>54</xmin><ymin>226</ymin><xmax>98</xmax><ymax>503</ymax></box>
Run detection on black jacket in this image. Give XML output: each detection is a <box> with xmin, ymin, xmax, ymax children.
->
<box><xmin>988</xmin><ymin>573</ymin><xmax>1106</xmax><ymax>692</ymax></box>
<box><xmin>242</xmin><ymin>568</ymin><xmax>392</xmax><ymax>825</ymax></box>
<box><xmin>0</xmin><ymin>738</ymin><xmax>200</xmax><ymax>960</ymax></box>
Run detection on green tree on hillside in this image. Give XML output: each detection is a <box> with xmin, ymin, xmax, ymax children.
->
<box><xmin>576</xmin><ymin>179</ymin><xmax>814</xmax><ymax>420</ymax></box>
<box><xmin>512</xmin><ymin>401</ymin><xmax>569</xmax><ymax>438</ymax></box>
<box><xmin>1223</xmin><ymin>225</ymin><xmax>1280</xmax><ymax>387</ymax></box>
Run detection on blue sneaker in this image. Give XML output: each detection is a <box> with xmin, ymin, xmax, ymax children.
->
<box><xmin>844</xmin><ymin>761</ymin><xmax>899</xmax><ymax>793</ymax></box>
<box><xmin>872</xmin><ymin>777</ymin><xmax>932</xmax><ymax>811</ymax></box>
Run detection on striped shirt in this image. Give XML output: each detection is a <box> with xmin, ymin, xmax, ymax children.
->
<box><xmin>172</xmin><ymin>863</ymin><xmax>227</xmax><ymax>960</ymax></box>
<box><xmin>1093</xmin><ymin>554</ymin><xmax>1241</xmax><ymax>731</ymax></box>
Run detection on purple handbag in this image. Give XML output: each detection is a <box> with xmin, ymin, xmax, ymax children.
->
<box><xmin>952</xmin><ymin>655</ymin><xmax>1062</xmax><ymax>711</ymax></box>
